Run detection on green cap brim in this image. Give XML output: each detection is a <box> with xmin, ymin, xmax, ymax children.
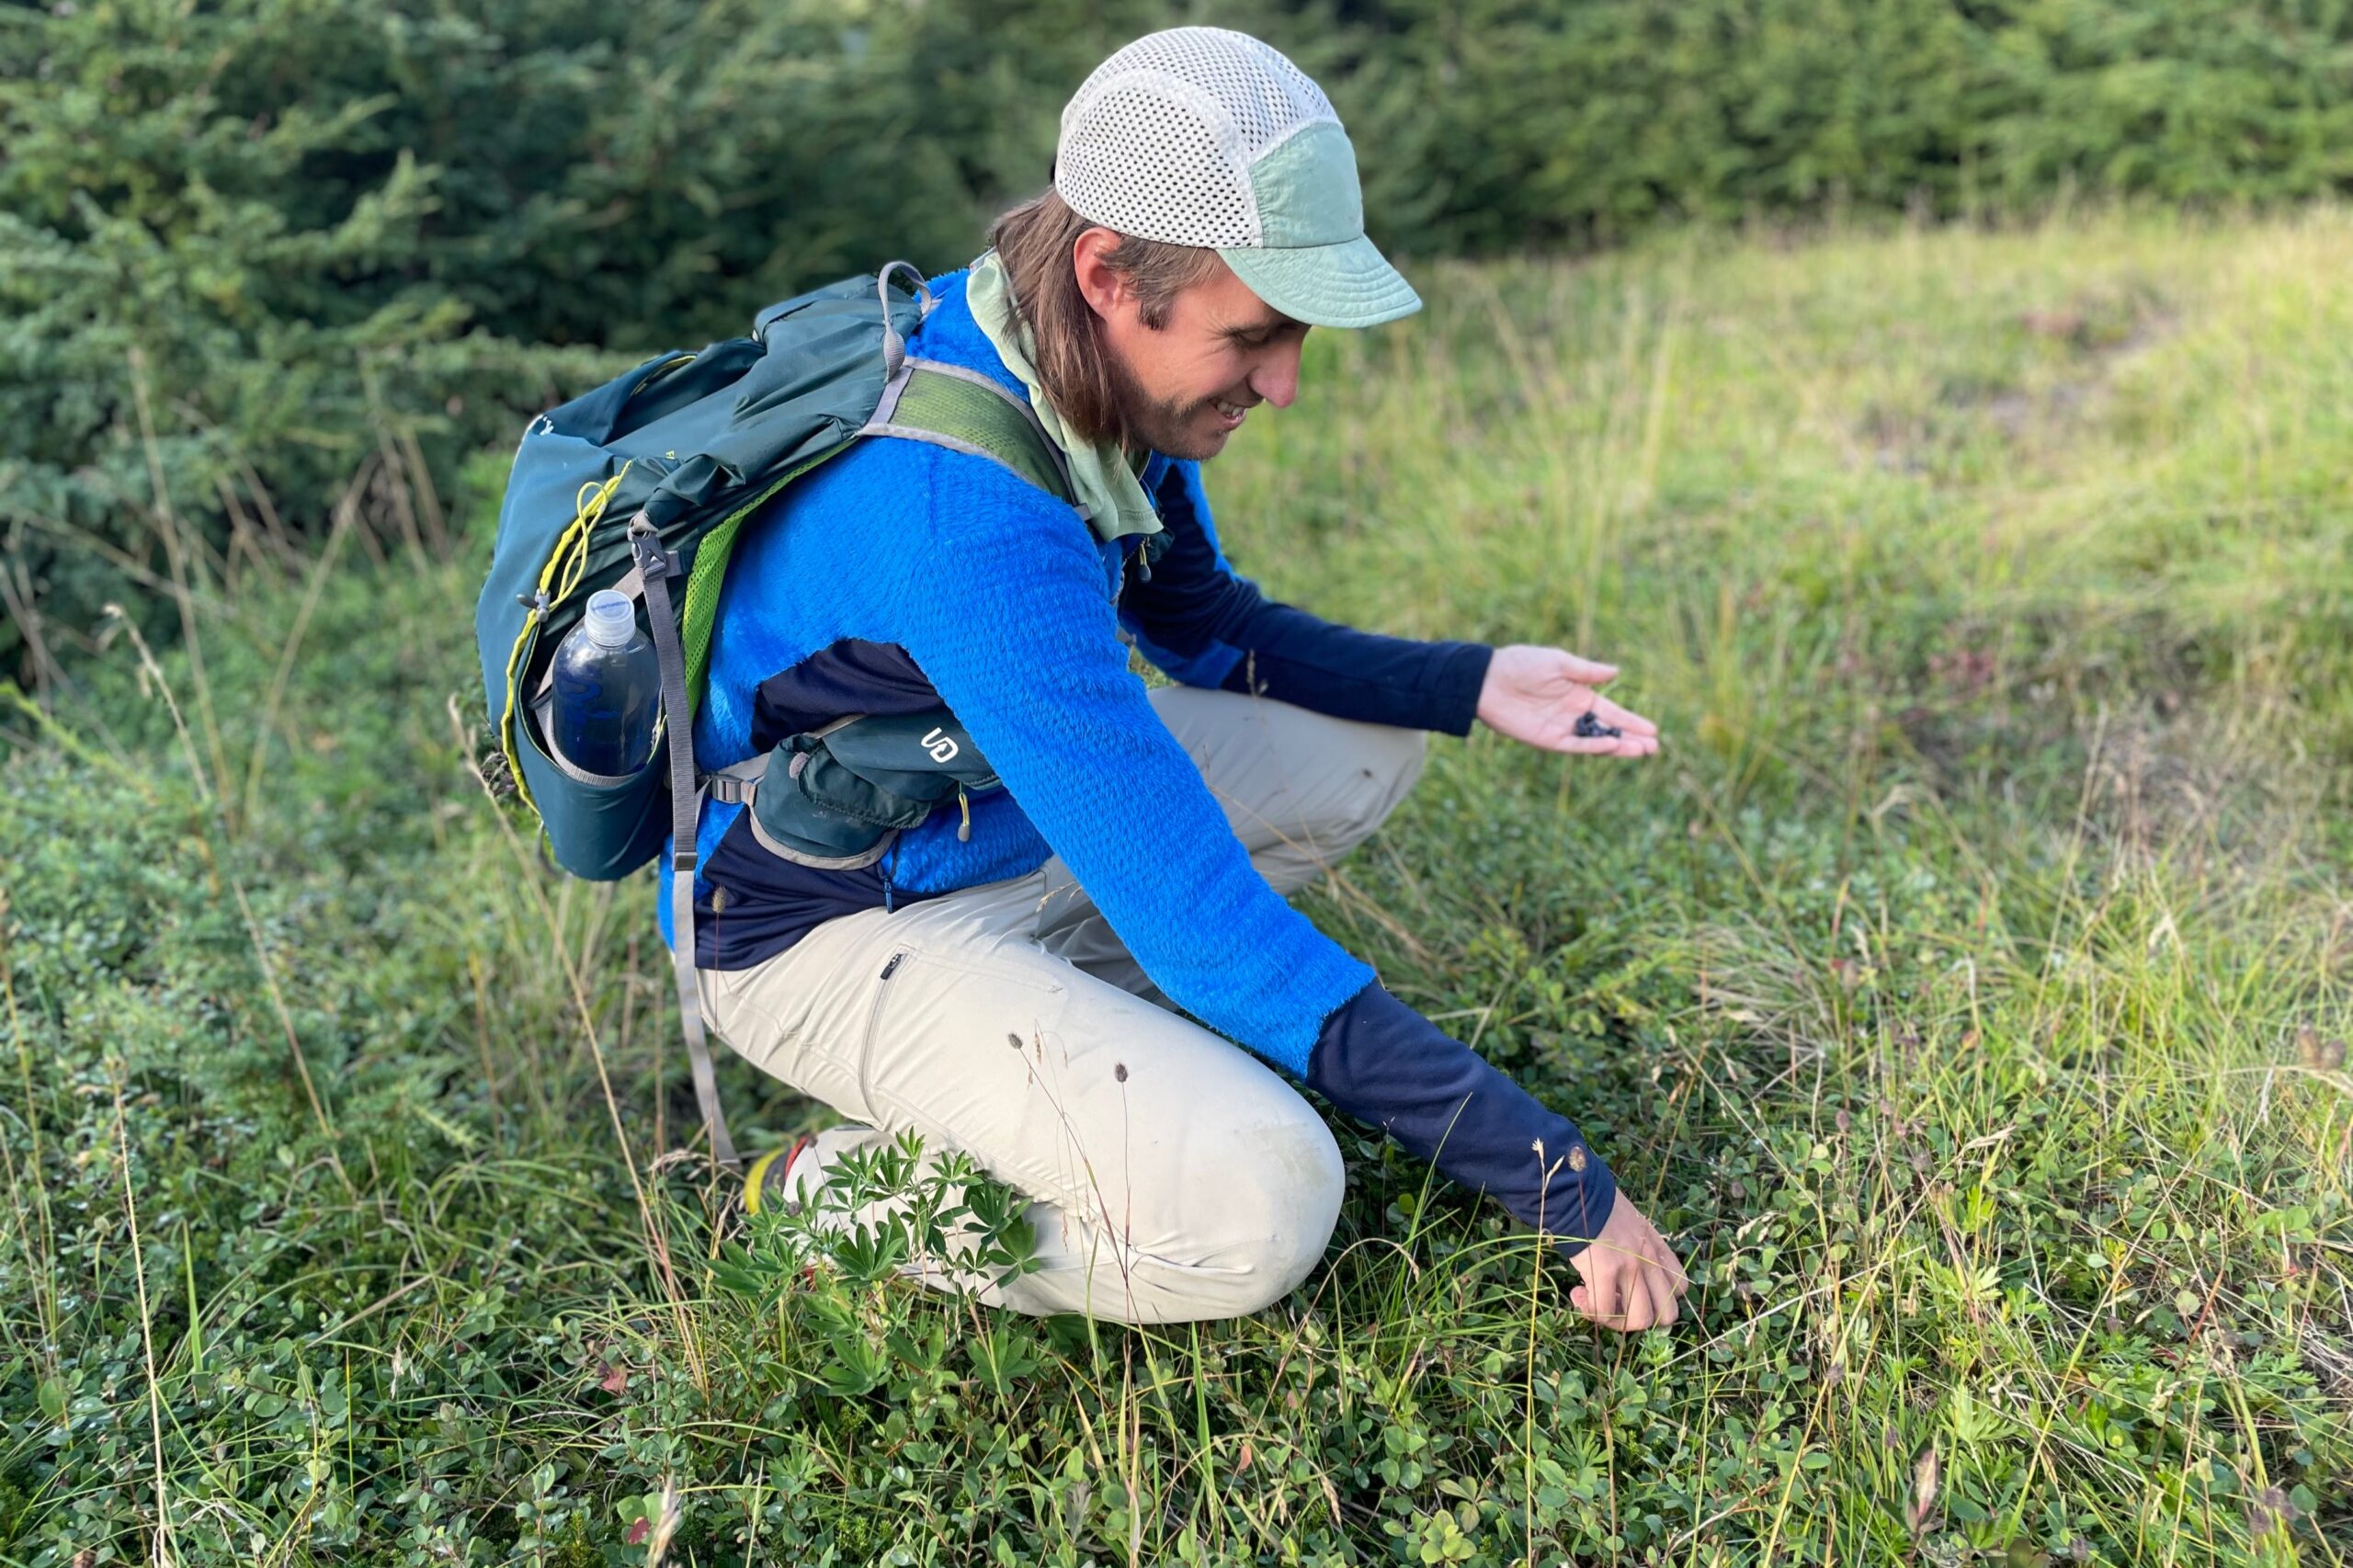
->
<box><xmin>1218</xmin><ymin>234</ymin><xmax>1422</xmax><ymax>329</ymax></box>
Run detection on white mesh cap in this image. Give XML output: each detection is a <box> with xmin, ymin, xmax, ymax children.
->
<box><xmin>1054</xmin><ymin>28</ymin><xmax>1421</xmax><ymax>329</ymax></box>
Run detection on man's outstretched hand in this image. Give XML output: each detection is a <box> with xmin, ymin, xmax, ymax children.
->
<box><xmin>1568</xmin><ymin>1191</ymin><xmax>1690</xmax><ymax>1332</ymax></box>
<box><xmin>1476</xmin><ymin>644</ymin><xmax>1660</xmax><ymax>757</ymax></box>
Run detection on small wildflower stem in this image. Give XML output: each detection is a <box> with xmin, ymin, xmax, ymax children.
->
<box><xmin>1526</xmin><ymin>1142</ymin><xmax>1565</xmax><ymax>1566</ymax></box>
<box><xmin>111</xmin><ymin>1060</ymin><xmax>175</xmax><ymax>1567</ymax></box>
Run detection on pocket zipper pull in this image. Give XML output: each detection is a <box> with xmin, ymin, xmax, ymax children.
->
<box><xmin>956</xmin><ymin>785</ymin><xmax>972</xmax><ymax>842</ymax></box>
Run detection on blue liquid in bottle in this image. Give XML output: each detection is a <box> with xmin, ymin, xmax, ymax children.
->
<box><xmin>549</xmin><ymin>589</ymin><xmax>658</xmax><ymax>778</ymax></box>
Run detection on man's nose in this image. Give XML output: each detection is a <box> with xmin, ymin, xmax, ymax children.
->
<box><xmin>1249</xmin><ymin>343</ymin><xmax>1302</xmax><ymax>409</ymax></box>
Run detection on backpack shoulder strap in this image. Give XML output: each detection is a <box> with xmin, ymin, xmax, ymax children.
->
<box><xmin>863</xmin><ymin>358</ymin><xmax>1086</xmax><ymax>518</ymax></box>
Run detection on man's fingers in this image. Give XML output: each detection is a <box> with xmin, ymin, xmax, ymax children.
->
<box><xmin>1572</xmin><ymin>1277</ymin><xmax>1624</xmax><ymax>1327</ymax></box>
<box><xmin>1574</xmin><ymin>1264</ymin><xmax>1669</xmax><ymax>1334</ymax></box>
<box><xmin>1572</xmin><ymin>1221</ymin><xmax>1690</xmax><ymax>1334</ymax></box>
<box><xmin>1545</xmin><ymin>693</ymin><xmax>1663</xmax><ymax>756</ymax></box>
<box><xmin>1555</xmin><ymin>733</ymin><xmax>1661</xmax><ymax>759</ymax></box>
<box><xmin>1589</xmin><ymin>697</ymin><xmax>1658</xmax><ymax>738</ymax></box>
<box><xmin>1557</xmin><ymin>653</ymin><xmax>1619</xmax><ymax>684</ymax></box>
<box><xmin>1620</xmin><ymin>1275</ymin><xmax>1657</xmax><ymax>1332</ymax></box>
<box><xmin>1565</xmin><ymin>1200</ymin><xmax>1687</xmax><ymax>1334</ymax></box>
<box><xmin>1631</xmin><ymin>1224</ymin><xmax>1690</xmax><ymax>1300</ymax></box>
<box><xmin>1619</xmin><ymin>1262</ymin><xmax>1680</xmax><ymax>1331</ymax></box>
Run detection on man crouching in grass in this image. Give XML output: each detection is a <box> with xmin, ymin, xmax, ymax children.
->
<box><xmin>677</xmin><ymin>27</ymin><xmax>1690</xmax><ymax>1330</ymax></box>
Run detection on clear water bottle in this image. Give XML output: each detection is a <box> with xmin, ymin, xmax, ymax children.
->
<box><xmin>549</xmin><ymin>589</ymin><xmax>659</xmax><ymax>777</ymax></box>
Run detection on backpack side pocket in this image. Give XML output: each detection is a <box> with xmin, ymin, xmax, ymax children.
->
<box><xmin>515</xmin><ymin>690</ymin><xmax>672</xmax><ymax>881</ymax></box>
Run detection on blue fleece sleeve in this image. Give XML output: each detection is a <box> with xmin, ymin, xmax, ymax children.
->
<box><xmin>892</xmin><ymin>461</ymin><xmax>1375</xmax><ymax>1073</ymax></box>
<box><xmin>1120</xmin><ymin>461</ymin><xmax>1493</xmax><ymax>735</ymax></box>
<box><xmin>1307</xmin><ymin>984</ymin><xmax>1620</xmax><ymax>1252</ymax></box>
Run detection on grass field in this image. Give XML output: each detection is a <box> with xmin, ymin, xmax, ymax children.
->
<box><xmin>3</xmin><ymin>210</ymin><xmax>2349</xmax><ymax>1566</ymax></box>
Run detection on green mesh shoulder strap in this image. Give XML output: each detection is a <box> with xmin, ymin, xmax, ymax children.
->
<box><xmin>676</xmin><ymin>357</ymin><xmax>1081</xmax><ymax>707</ymax></box>
<box><xmin>865</xmin><ymin>358</ymin><xmax>1080</xmax><ymax>506</ymax></box>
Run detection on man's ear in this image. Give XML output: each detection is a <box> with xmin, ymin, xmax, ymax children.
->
<box><xmin>1070</xmin><ymin>227</ymin><xmax>1131</xmax><ymax>324</ymax></box>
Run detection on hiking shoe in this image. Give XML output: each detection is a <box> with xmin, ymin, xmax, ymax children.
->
<box><xmin>743</xmin><ymin>1132</ymin><xmax>814</xmax><ymax>1218</ymax></box>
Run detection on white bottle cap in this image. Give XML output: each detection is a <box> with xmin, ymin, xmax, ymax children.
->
<box><xmin>583</xmin><ymin>589</ymin><xmax>637</xmax><ymax>649</ymax></box>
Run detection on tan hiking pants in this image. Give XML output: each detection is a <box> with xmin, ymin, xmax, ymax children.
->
<box><xmin>698</xmin><ymin>685</ymin><xmax>1427</xmax><ymax>1324</ymax></box>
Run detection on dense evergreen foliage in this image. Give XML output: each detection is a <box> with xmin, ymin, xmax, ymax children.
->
<box><xmin>5</xmin><ymin>0</ymin><xmax>2351</xmax><ymax>668</ymax></box>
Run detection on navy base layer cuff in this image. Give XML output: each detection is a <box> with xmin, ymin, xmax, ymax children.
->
<box><xmin>1304</xmin><ymin>981</ymin><xmax>1620</xmax><ymax>1252</ymax></box>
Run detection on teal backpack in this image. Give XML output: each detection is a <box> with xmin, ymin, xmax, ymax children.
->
<box><xmin>474</xmin><ymin>262</ymin><xmax>1081</xmax><ymax>1171</ymax></box>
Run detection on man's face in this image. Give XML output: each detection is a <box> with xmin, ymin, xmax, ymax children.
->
<box><xmin>1095</xmin><ymin>253</ymin><xmax>1311</xmax><ymax>461</ymax></box>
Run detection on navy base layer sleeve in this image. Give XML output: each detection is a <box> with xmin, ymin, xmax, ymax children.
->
<box><xmin>1308</xmin><ymin>983</ymin><xmax>1620</xmax><ymax>1242</ymax></box>
<box><xmin>1120</xmin><ymin>460</ymin><xmax>1495</xmax><ymax>736</ymax></box>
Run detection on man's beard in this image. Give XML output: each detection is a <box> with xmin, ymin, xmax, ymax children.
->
<box><xmin>1105</xmin><ymin>347</ymin><xmax>1225</xmax><ymax>462</ymax></box>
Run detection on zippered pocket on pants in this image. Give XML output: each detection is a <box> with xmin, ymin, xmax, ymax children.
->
<box><xmin>855</xmin><ymin>949</ymin><xmax>909</xmax><ymax>1115</ymax></box>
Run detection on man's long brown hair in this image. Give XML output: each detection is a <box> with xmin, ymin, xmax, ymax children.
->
<box><xmin>985</xmin><ymin>188</ymin><xmax>1223</xmax><ymax>450</ymax></box>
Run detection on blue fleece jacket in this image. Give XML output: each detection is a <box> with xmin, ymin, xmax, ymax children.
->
<box><xmin>657</xmin><ymin>268</ymin><xmax>1620</xmax><ymax>1249</ymax></box>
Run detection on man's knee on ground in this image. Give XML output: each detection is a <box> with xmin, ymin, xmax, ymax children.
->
<box><xmin>1162</xmin><ymin>1110</ymin><xmax>1347</xmax><ymax>1318</ymax></box>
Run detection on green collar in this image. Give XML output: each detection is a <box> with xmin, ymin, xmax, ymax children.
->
<box><xmin>964</xmin><ymin>249</ymin><xmax>1164</xmax><ymax>546</ymax></box>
